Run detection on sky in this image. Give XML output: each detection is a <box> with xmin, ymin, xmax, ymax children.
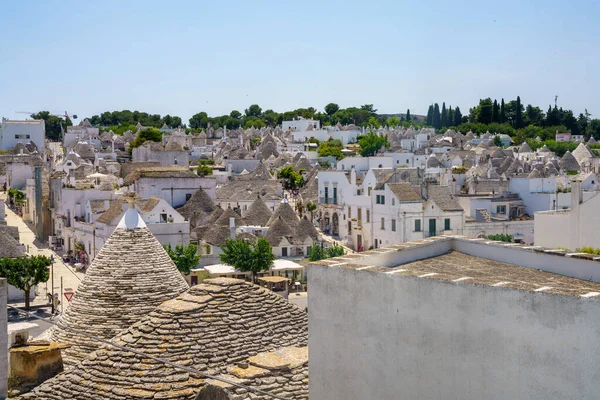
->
<box><xmin>1</xmin><ymin>0</ymin><xmax>599</xmax><ymax>124</ymax></box>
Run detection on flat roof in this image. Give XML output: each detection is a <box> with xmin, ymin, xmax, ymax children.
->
<box><xmin>310</xmin><ymin>236</ymin><xmax>600</xmax><ymax>298</ymax></box>
<box><xmin>376</xmin><ymin>251</ymin><xmax>600</xmax><ymax>297</ymax></box>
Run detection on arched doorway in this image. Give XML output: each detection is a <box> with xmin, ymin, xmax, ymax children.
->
<box><xmin>322</xmin><ymin>211</ymin><xmax>330</xmax><ymax>234</ymax></box>
<box><xmin>332</xmin><ymin>213</ymin><xmax>339</xmax><ymax>237</ymax></box>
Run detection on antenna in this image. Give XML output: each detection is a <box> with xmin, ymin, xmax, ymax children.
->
<box><xmin>554</xmin><ymin>95</ymin><xmax>558</xmax><ymax>108</ymax></box>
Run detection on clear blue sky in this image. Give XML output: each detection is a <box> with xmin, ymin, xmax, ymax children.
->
<box><xmin>1</xmin><ymin>0</ymin><xmax>598</xmax><ymax>124</ymax></box>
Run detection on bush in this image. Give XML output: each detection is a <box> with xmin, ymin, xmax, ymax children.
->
<box><xmin>196</xmin><ymin>165</ymin><xmax>213</xmax><ymax>177</ymax></box>
<box><xmin>486</xmin><ymin>234</ymin><xmax>513</xmax><ymax>243</ymax></box>
<box><xmin>579</xmin><ymin>247</ymin><xmax>600</xmax><ymax>255</ymax></box>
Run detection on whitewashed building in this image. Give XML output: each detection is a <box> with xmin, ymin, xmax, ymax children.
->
<box><xmin>0</xmin><ymin>119</ymin><xmax>45</xmax><ymax>153</ymax></box>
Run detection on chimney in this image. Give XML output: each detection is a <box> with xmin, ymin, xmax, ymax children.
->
<box><xmin>229</xmin><ymin>217</ymin><xmax>236</xmax><ymax>240</ymax></box>
<box><xmin>276</xmin><ymin>182</ymin><xmax>283</xmax><ymax>197</ymax></box>
<box><xmin>571</xmin><ymin>179</ymin><xmax>583</xmax><ymax>212</ymax></box>
<box><xmin>350</xmin><ymin>167</ymin><xmax>356</xmax><ymax>186</ymax></box>
<box><xmin>104</xmin><ymin>200</ymin><xmax>110</xmax><ymax>211</ymax></box>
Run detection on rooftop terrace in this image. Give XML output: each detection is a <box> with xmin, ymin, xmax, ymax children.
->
<box><xmin>310</xmin><ymin>235</ymin><xmax>600</xmax><ymax>298</ymax></box>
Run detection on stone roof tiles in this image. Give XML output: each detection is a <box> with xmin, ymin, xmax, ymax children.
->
<box><xmin>267</xmin><ymin>200</ymin><xmax>299</xmax><ymax>229</ymax></box>
<box><xmin>50</xmin><ymin>214</ymin><xmax>189</xmax><ymax>366</ymax></box>
<box><xmin>242</xmin><ymin>196</ymin><xmax>273</xmax><ymax>227</ymax></box>
<box><xmin>23</xmin><ymin>278</ymin><xmax>307</xmax><ymax>400</ymax></box>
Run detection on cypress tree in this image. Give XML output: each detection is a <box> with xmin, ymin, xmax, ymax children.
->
<box><xmin>500</xmin><ymin>99</ymin><xmax>506</xmax><ymax>123</ymax></box>
<box><xmin>492</xmin><ymin>99</ymin><xmax>499</xmax><ymax>123</ymax></box>
<box><xmin>406</xmin><ymin>109</ymin><xmax>411</xmax><ymax>121</ymax></box>
<box><xmin>441</xmin><ymin>102</ymin><xmax>447</xmax><ymax>128</ymax></box>
<box><xmin>454</xmin><ymin>107</ymin><xmax>462</xmax><ymax>125</ymax></box>
<box><xmin>448</xmin><ymin>106</ymin><xmax>453</xmax><ymax>126</ymax></box>
<box><xmin>515</xmin><ymin>96</ymin><xmax>523</xmax><ymax>128</ymax></box>
<box><xmin>426</xmin><ymin>105</ymin><xmax>434</xmax><ymax>126</ymax></box>
<box><xmin>433</xmin><ymin>103</ymin><xmax>441</xmax><ymax>129</ymax></box>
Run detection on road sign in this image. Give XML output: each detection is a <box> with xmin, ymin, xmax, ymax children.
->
<box><xmin>64</xmin><ymin>291</ymin><xmax>75</xmax><ymax>302</ymax></box>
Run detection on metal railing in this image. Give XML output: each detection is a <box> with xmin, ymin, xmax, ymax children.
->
<box><xmin>319</xmin><ymin>197</ymin><xmax>338</xmax><ymax>205</ymax></box>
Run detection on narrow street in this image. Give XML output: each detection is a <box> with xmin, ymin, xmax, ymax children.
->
<box><xmin>1</xmin><ymin>192</ymin><xmax>85</xmax><ymax>310</ymax></box>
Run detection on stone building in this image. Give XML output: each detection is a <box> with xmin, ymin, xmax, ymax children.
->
<box><xmin>20</xmin><ymin>278</ymin><xmax>308</xmax><ymax>399</ymax></box>
<box><xmin>50</xmin><ymin>205</ymin><xmax>189</xmax><ymax>366</ymax></box>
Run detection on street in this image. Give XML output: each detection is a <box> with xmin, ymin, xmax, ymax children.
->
<box><xmin>0</xmin><ymin>193</ymin><xmax>85</xmax><ymax>311</ymax></box>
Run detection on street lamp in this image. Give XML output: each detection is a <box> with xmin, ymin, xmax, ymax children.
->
<box><xmin>50</xmin><ymin>255</ymin><xmax>55</xmax><ymax>314</ymax></box>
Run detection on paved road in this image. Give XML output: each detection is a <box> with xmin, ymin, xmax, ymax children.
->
<box><xmin>1</xmin><ymin>192</ymin><xmax>85</xmax><ymax>308</ymax></box>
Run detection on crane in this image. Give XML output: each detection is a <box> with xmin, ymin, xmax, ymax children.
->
<box><xmin>15</xmin><ymin>111</ymin><xmax>78</xmax><ymax>142</ymax></box>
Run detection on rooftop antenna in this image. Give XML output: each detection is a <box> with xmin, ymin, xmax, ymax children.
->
<box><xmin>554</xmin><ymin>95</ymin><xmax>558</xmax><ymax>108</ymax></box>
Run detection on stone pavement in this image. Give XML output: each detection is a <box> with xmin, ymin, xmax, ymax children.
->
<box><xmin>0</xmin><ymin>192</ymin><xmax>84</xmax><ymax>311</ymax></box>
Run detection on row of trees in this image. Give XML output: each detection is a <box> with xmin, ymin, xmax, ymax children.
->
<box><xmin>86</xmin><ymin>110</ymin><xmax>183</xmax><ymax>129</ymax></box>
<box><xmin>425</xmin><ymin>103</ymin><xmax>463</xmax><ymax>130</ymax></box>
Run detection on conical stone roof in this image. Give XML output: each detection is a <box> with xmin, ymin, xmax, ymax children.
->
<box><xmin>294</xmin><ymin>216</ymin><xmax>319</xmax><ymax>242</ymax></box>
<box><xmin>264</xmin><ymin>216</ymin><xmax>295</xmax><ymax>246</ymax></box>
<box><xmin>176</xmin><ymin>188</ymin><xmax>216</xmax><ymax>228</ymax></box>
<box><xmin>267</xmin><ymin>199</ymin><xmax>299</xmax><ymax>229</ymax></box>
<box><xmin>22</xmin><ymin>278</ymin><xmax>308</xmax><ymax>400</ymax></box>
<box><xmin>559</xmin><ymin>151</ymin><xmax>580</xmax><ymax>172</ymax></box>
<box><xmin>50</xmin><ymin>208</ymin><xmax>189</xmax><ymax>366</ymax></box>
<box><xmin>243</xmin><ymin>196</ymin><xmax>272</xmax><ymax>226</ymax></box>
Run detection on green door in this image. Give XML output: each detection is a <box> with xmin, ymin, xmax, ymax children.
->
<box><xmin>429</xmin><ymin>219</ymin><xmax>436</xmax><ymax>236</ymax></box>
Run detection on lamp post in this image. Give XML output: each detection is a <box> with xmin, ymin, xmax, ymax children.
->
<box><xmin>50</xmin><ymin>255</ymin><xmax>55</xmax><ymax>314</ymax></box>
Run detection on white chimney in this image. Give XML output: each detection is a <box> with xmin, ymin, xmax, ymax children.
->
<box><xmin>229</xmin><ymin>217</ymin><xmax>236</xmax><ymax>240</ymax></box>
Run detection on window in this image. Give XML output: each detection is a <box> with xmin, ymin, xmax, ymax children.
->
<box><xmin>415</xmin><ymin>219</ymin><xmax>421</xmax><ymax>232</ymax></box>
<box><xmin>14</xmin><ymin>134</ymin><xmax>31</xmax><ymax>139</ymax></box>
<box><xmin>348</xmin><ymin>206</ymin><xmax>351</xmax><ymax>218</ymax></box>
<box><xmin>406</xmin><ymin>159</ymin><xmax>409</xmax><ymax>163</ymax></box>
<box><xmin>160</xmin><ymin>213</ymin><xmax>168</xmax><ymax>223</ymax></box>
<box><xmin>376</xmin><ymin>195</ymin><xmax>380</xmax><ymax>204</ymax></box>
<box><xmin>366</xmin><ymin>209</ymin><xmax>370</xmax><ymax>223</ymax></box>
<box><xmin>444</xmin><ymin>218</ymin><xmax>450</xmax><ymax>230</ymax></box>
<box><xmin>282</xmin><ymin>247</ymin><xmax>288</xmax><ymax>257</ymax></box>
<box><xmin>324</xmin><ymin>187</ymin><xmax>328</xmax><ymax>203</ymax></box>
<box><xmin>333</xmin><ymin>187</ymin><xmax>337</xmax><ymax>204</ymax></box>
<box><xmin>381</xmin><ymin>195</ymin><xmax>385</xmax><ymax>204</ymax></box>
<box><xmin>381</xmin><ymin>218</ymin><xmax>385</xmax><ymax>230</ymax></box>
<box><xmin>392</xmin><ymin>198</ymin><xmax>395</xmax><ymax>206</ymax></box>
<box><xmin>497</xmin><ymin>205</ymin><xmax>506</xmax><ymax>214</ymax></box>
<box><xmin>186</xmin><ymin>193</ymin><xmax>192</xmax><ymax>202</ymax></box>
<box><xmin>391</xmin><ymin>219</ymin><xmax>396</xmax><ymax>232</ymax></box>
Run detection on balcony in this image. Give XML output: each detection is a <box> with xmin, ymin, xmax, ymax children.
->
<box><xmin>319</xmin><ymin>197</ymin><xmax>338</xmax><ymax>205</ymax></box>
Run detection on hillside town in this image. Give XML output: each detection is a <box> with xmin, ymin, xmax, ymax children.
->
<box><xmin>0</xmin><ymin>109</ymin><xmax>598</xmax><ymax>399</ymax></box>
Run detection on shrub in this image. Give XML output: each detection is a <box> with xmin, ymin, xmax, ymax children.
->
<box><xmin>487</xmin><ymin>234</ymin><xmax>513</xmax><ymax>242</ymax></box>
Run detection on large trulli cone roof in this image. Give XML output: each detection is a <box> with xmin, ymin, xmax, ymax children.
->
<box><xmin>243</xmin><ymin>196</ymin><xmax>273</xmax><ymax>226</ymax></box>
<box><xmin>267</xmin><ymin>198</ymin><xmax>299</xmax><ymax>229</ymax></box>
<box><xmin>50</xmin><ymin>208</ymin><xmax>189</xmax><ymax>366</ymax></box>
<box><xmin>24</xmin><ymin>278</ymin><xmax>308</xmax><ymax>400</ymax></box>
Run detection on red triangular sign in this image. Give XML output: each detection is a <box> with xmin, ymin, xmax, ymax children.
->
<box><xmin>64</xmin><ymin>292</ymin><xmax>75</xmax><ymax>302</ymax></box>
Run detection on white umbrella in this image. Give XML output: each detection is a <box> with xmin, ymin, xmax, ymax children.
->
<box><xmin>87</xmin><ymin>173</ymin><xmax>108</xmax><ymax>179</ymax></box>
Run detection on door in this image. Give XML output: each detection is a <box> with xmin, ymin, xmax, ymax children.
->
<box><xmin>357</xmin><ymin>235</ymin><xmax>362</xmax><ymax>251</ymax></box>
<box><xmin>333</xmin><ymin>187</ymin><xmax>337</xmax><ymax>205</ymax></box>
<box><xmin>190</xmin><ymin>275</ymin><xmax>198</xmax><ymax>286</ymax></box>
<box><xmin>429</xmin><ymin>219</ymin><xmax>436</xmax><ymax>237</ymax></box>
<box><xmin>282</xmin><ymin>247</ymin><xmax>288</xmax><ymax>257</ymax></box>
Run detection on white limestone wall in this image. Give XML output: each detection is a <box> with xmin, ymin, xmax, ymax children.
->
<box><xmin>462</xmin><ymin>220</ymin><xmax>535</xmax><ymax>243</ymax></box>
<box><xmin>309</xmin><ymin>264</ymin><xmax>600</xmax><ymax>400</ymax></box>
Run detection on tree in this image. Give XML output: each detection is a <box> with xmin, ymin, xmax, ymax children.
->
<box><xmin>447</xmin><ymin>106</ymin><xmax>453</xmax><ymax>126</ymax></box>
<box><xmin>220</xmin><ymin>238</ymin><xmax>275</xmax><ymax>282</ymax></box>
<box><xmin>493</xmin><ymin>135</ymin><xmax>503</xmax><ymax>147</ymax></box>
<box><xmin>367</xmin><ymin>116</ymin><xmax>380</xmax><ymax>128</ymax></box>
<box><xmin>358</xmin><ymin>132</ymin><xmax>389</xmax><ymax>157</ymax></box>
<box><xmin>229</xmin><ymin>110</ymin><xmax>242</xmax><ymax>119</ymax></box>
<box><xmin>441</xmin><ymin>102</ymin><xmax>447</xmax><ymax>127</ymax></box>
<box><xmin>129</xmin><ymin>128</ymin><xmax>162</xmax><ymax>149</ymax></box>
<box><xmin>387</xmin><ymin>116</ymin><xmax>400</xmax><ymax>127</ymax></box>
<box><xmin>0</xmin><ymin>256</ymin><xmax>51</xmax><ymax>309</ymax></box>
<box><xmin>196</xmin><ymin>165</ymin><xmax>213</xmax><ymax>177</ymax></box>
<box><xmin>318</xmin><ymin>138</ymin><xmax>345</xmax><ymax>160</ymax></box>
<box><xmin>278</xmin><ymin>165</ymin><xmax>305</xmax><ymax>189</ymax></box>
<box><xmin>8</xmin><ymin>188</ymin><xmax>25</xmax><ymax>208</ymax></box>
<box><xmin>327</xmin><ymin>245</ymin><xmax>345</xmax><ymax>257</ymax></box>
<box><xmin>475</xmin><ymin>98</ymin><xmax>493</xmax><ymax>124</ymax></box>
<box><xmin>31</xmin><ymin>111</ymin><xmax>72</xmax><ymax>141</ymax></box>
<box><xmin>426</xmin><ymin>105</ymin><xmax>434</xmax><ymax>126</ymax></box>
<box><xmin>406</xmin><ymin>109</ymin><xmax>411</xmax><ymax>122</ymax></box>
<box><xmin>515</xmin><ymin>96</ymin><xmax>524</xmax><ymax>128</ymax></box>
<box><xmin>454</xmin><ymin>107</ymin><xmax>462</xmax><ymax>126</ymax></box>
<box><xmin>189</xmin><ymin>112</ymin><xmax>209</xmax><ymax>129</ymax></box>
<box><xmin>492</xmin><ymin>100</ymin><xmax>499</xmax><ymax>123</ymax></box>
<box><xmin>245</xmin><ymin>104</ymin><xmax>262</xmax><ymax>118</ymax></box>
<box><xmin>307</xmin><ymin>243</ymin><xmax>326</xmax><ymax>262</ymax></box>
<box><xmin>164</xmin><ymin>244</ymin><xmax>200</xmax><ymax>275</ymax></box>
<box><xmin>324</xmin><ymin>103</ymin><xmax>339</xmax><ymax>116</ymax></box>
<box><xmin>524</xmin><ymin>105</ymin><xmax>545</xmax><ymax>126</ymax></box>
<box><xmin>360</xmin><ymin>104</ymin><xmax>377</xmax><ymax>116</ymax></box>
<box><xmin>500</xmin><ymin>99</ymin><xmax>506</xmax><ymax>123</ymax></box>
<box><xmin>306</xmin><ymin>202</ymin><xmax>317</xmax><ymax>222</ymax></box>
<box><xmin>432</xmin><ymin>103</ymin><xmax>441</xmax><ymax>129</ymax></box>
